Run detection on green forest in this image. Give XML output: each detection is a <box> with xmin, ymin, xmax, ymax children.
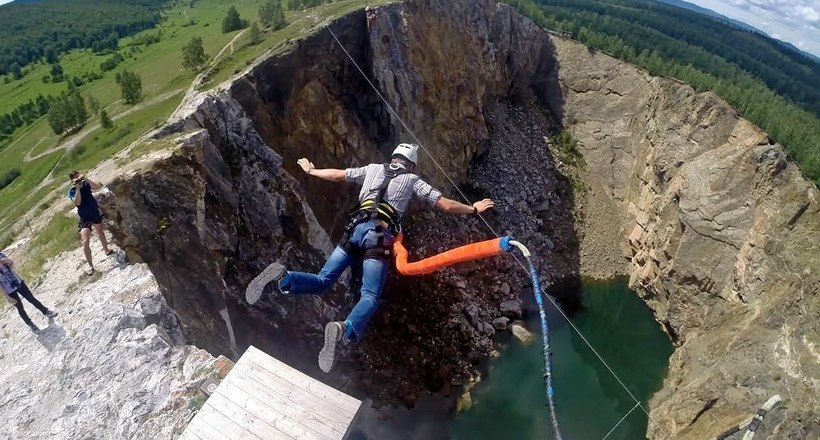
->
<box><xmin>0</xmin><ymin>0</ymin><xmax>171</xmax><ymax>146</ymax></box>
<box><xmin>508</xmin><ymin>0</ymin><xmax>820</xmax><ymax>184</ymax></box>
<box><xmin>0</xmin><ymin>0</ymin><xmax>169</xmax><ymax>76</ymax></box>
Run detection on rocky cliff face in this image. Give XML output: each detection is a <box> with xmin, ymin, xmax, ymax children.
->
<box><xmin>98</xmin><ymin>0</ymin><xmax>818</xmax><ymax>437</ymax></box>
<box><xmin>102</xmin><ymin>0</ymin><xmax>577</xmax><ymax>407</ymax></box>
<box><xmin>550</xmin><ymin>39</ymin><xmax>820</xmax><ymax>438</ymax></box>
<box><xmin>0</xmin><ymin>243</ymin><xmax>230</xmax><ymax>439</ymax></box>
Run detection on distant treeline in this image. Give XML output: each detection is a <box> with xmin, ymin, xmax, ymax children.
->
<box><xmin>0</xmin><ymin>0</ymin><xmax>169</xmax><ymax>76</ymax></box>
<box><xmin>508</xmin><ymin>0</ymin><xmax>820</xmax><ymax>184</ymax></box>
<box><xmin>0</xmin><ymin>95</ymin><xmax>54</xmax><ymax>146</ymax></box>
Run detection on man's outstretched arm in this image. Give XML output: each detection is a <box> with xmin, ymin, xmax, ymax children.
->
<box><xmin>436</xmin><ymin>197</ymin><xmax>494</xmax><ymax>215</ymax></box>
<box><xmin>297</xmin><ymin>158</ymin><xmax>346</xmax><ymax>182</ymax></box>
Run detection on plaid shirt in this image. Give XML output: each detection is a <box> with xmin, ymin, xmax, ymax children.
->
<box><xmin>0</xmin><ymin>252</ymin><xmax>23</xmax><ymax>295</ymax></box>
<box><xmin>345</xmin><ymin>163</ymin><xmax>442</xmax><ymax>218</ymax></box>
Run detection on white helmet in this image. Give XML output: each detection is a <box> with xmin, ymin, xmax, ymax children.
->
<box><xmin>392</xmin><ymin>143</ymin><xmax>419</xmax><ymax>166</ymax></box>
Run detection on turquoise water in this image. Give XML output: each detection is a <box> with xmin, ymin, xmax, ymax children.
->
<box><xmin>450</xmin><ymin>278</ymin><xmax>674</xmax><ymax>440</ymax></box>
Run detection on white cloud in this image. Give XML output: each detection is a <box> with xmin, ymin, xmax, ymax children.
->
<box><xmin>796</xmin><ymin>6</ymin><xmax>818</xmax><ymax>23</ymax></box>
<box><xmin>687</xmin><ymin>0</ymin><xmax>820</xmax><ymax>56</ymax></box>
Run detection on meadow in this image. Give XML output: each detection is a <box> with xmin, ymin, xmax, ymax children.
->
<box><xmin>0</xmin><ymin>0</ymin><xmax>388</xmax><ymax>280</ymax></box>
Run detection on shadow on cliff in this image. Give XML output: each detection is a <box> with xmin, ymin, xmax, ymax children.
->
<box><xmin>34</xmin><ymin>320</ymin><xmax>66</xmax><ymax>352</ymax></box>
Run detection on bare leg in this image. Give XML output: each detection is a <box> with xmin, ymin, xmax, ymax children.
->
<box><xmin>92</xmin><ymin>223</ymin><xmax>111</xmax><ymax>253</ymax></box>
<box><xmin>80</xmin><ymin>227</ymin><xmax>94</xmax><ymax>271</ymax></box>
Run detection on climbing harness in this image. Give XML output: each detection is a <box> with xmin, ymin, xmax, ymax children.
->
<box><xmin>340</xmin><ymin>163</ymin><xmax>406</xmax><ymax>260</ymax></box>
<box><xmin>393</xmin><ymin>235</ymin><xmax>563</xmax><ymax>439</ymax></box>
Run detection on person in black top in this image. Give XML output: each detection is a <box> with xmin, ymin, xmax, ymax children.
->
<box><xmin>67</xmin><ymin>171</ymin><xmax>113</xmax><ymax>275</ymax></box>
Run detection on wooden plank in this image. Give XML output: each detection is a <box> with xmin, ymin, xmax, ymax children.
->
<box><xmin>243</xmin><ymin>347</ymin><xmax>359</xmax><ymax>410</ymax></box>
<box><xmin>242</xmin><ymin>347</ymin><xmax>360</xmax><ymax>414</ymax></box>
<box><xmin>205</xmin><ymin>386</ymin><xmax>298</xmax><ymax>440</ymax></box>
<box><xmin>237</xmin><ymin>355</ymin><xmax>357</xmax><ymax>428</ymax></box>
<box><xmin>183</xmin><ymin>417</ymin><xmax>214</xmax><ymax>440</ymax></box>
<box><xmin>214</xmin><ymin>378</ymin><xmax>334</xmax><ymax>440</ymax></box>
<box><xmin>182</xmin><ymin>347</ymin><xmax>362</xmax><ymax>440</ymax></box>
<box><xmin>177</xmin><ymin>427</ymin><xmax>203</xmax><ymax>440</ymax></box>
<box><xmin>185</xmin><ymin>404</ymin><xmax>263</xmax><ymax>440</ymax></box>
<box><xmin>225</xmin><ymin>367</ymin><xmax>345</xmax><ymax>439</ymax></box>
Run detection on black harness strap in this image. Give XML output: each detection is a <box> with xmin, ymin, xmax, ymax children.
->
<box><xmin>339</xmin><ymin>164</ymin><xmax>407</xmax><ymax>260</ymax></box>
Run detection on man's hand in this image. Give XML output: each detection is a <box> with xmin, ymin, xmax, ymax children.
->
<box><xmin>297</xmin><ymin>159</ymin><xmax>345</xmax><ymax>182</ymax></box>
<box><xmin>472</xmin><ymin>198</ymin><xmax>495</xmax><ymax>213</ymax></box>
<box><xmin>297</xmin><ymin>158</ymin><xmax>315</xmax><ymax>175</ymax></box>
<box><xmin>437</xmin><ymin>197</ymin><xmax>495</xmax><ymax>215</ymax></box>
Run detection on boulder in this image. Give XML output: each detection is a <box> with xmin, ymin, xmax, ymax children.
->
<box><xmin>491</xmin><ymin>317</ymin><xmax>510</xmax><ymax>331</ymax></box>
<box><xmin>511</xmin><ymin>323</ymin><xmax>533</xmax><ymax>345</ymax></box>
<box><xmin>499</xmin><ymin>300</ymin><xmax>522</xmax><ymax>318</ymax></box>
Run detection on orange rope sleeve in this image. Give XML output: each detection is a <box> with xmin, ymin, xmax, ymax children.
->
<box><xmin>393</xmin><ymin>233</ymin><xmax>510</xmax><ymax>276</ymax></box>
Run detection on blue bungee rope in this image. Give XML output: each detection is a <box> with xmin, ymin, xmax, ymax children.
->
<box><xmin>508</xmin><ymin>240</ymin><xmax>562</xmax><ymax>440</ymax></box>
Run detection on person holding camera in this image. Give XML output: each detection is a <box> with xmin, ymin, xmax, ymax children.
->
<box><xmin>0</xmin><ymin>251</ymin><xmax>57</xmax><ymax>332</ymax></box>
<box><xmin>67</xmin><ymin>171</ymin><xmax>113</xmax><ymax>275</ymax></box>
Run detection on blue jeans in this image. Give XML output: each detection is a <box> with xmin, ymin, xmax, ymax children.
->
<box><xmin>280</xmin><ymin>221</ymin><xmax>393</xmax><ymax>341</ymax></box>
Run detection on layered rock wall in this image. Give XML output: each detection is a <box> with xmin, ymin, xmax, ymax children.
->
<box><xmin>98</xmin><ymin>0</ymin><xmax>818</xmax><ymax>437</ymax></box>
<box><xmin>101</xmin><ymin>0</ymin><xmax>576</xmax><ymax>406</ymax></box>
<box><xmin>550</xmin><ymin>38</ymin><xmax>820</xmax><ymax>438</ymax></box>
<box><xmin>102</xmin><ymin>101</ymin><xmax>338</xmax><ymax>363</ymax></box>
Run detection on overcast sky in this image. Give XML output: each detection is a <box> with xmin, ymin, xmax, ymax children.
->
<box><xmin>686</xmin><ymin>0</ymin><xmax>819</xmax><ymax>56</ymax></box>
<box><xmin>0</xmin><ymin>0</ymin><xmax>817</xmax><ymax>56</ymax></box>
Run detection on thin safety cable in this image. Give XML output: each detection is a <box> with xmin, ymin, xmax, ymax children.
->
<box><xmin>325</xmin><ymin>23</ymin><xmax>669</xmax><ymax>438</ymax></box>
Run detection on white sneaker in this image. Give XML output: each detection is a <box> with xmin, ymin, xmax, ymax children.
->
<box><xmin>318</xmin><ymin>321</ymin><xmax>346</xmax><ymax>373</ymax></box>
<box><xmin>246</xmin><ymin>263</ymin><xmax>286</xmax><ymax>305</ymax></box>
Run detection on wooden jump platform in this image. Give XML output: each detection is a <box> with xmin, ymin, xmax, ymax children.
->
<box><xmin>180</xmin><ymin>346</ymin><xmax>362</xmax><ymax>440</ymax></box>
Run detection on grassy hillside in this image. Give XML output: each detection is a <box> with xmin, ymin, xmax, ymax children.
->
<box><xmin>0</xmin><ymin>0</ymin><xmax>168</xmax><ymax>76</ymax></box>
<box><xmin>0</xmin><ymin>0</ymin><xmax>389</xmax><ymax>277</ymax></box>
<box><xmin>509</xmin><ymin>0</ymin><xmax>820</xmax><ymax>185</ymax></box>
<box><xmin>0</xmin><ymin>0</ymin><xmax>258</xmax><ymax>238</ymax></box>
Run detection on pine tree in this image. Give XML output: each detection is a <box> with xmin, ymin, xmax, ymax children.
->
<box><xmin>44</xmin><ymin>47</ymin><xmax>58</xmax><ymax>64</ymax></box>
<box><xmin>47</xmin><ymin>93</ymin><xmax>85</xmax><ymax>135</ymax></box>
<box><xmin>10</xmin><ymin>63</ymin><xmax>22</xmax><ymax>80</ymax></box>
<box><xmin>181</xmin><ymin>36</ymin><xmax>208</xmax><ymax>71</ymax></box>
<box><xmin>248</xmin><ymin>22</ymin><xmax>260</xmax><ymax>45</ymax></box>
<box><xmin>47</xmin><ymin>103</ymin><xmax>65</xmax><ymax>135</ymax></box>
<box><xmin>35</xmin><ymin>94</ymin><xmax>50</xmax><ymax>115</ymax></box>
<box><xmin>116</xmin><ymin>70</ymin><xmax>142</xmax><ymax>105</ymax></box>
<box><xmin>66</xmin><ymin>90</ymin><xmax>87</xmax><ymax>125</ymax></box>
<box><xmin>100</xmin><ymin>109</ymin><xmax>113</xmax><ymax>130</ymax></box>
<box><xmin>86</xmin><ymin>95</ymin><xmax>100</xmax><ymax>114</ymax></box>
<box><xmin>259</xmin><ymin>1</ymin><xmax>274</xmax><ymax>27</ymax></box>
<box><xmin>259</xmin><ymin>0</ymin><xmax>286</xmax><ymax>29</ymax></box>
<box><xmin>50</xmin><ymin>63</ymin><xmax>64</xmax><ymax>82</ymax></box>
<box><xmin>222</xmin><ymin>6</ymin><xmax>247</xmax><ymax>34</ymax></box>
